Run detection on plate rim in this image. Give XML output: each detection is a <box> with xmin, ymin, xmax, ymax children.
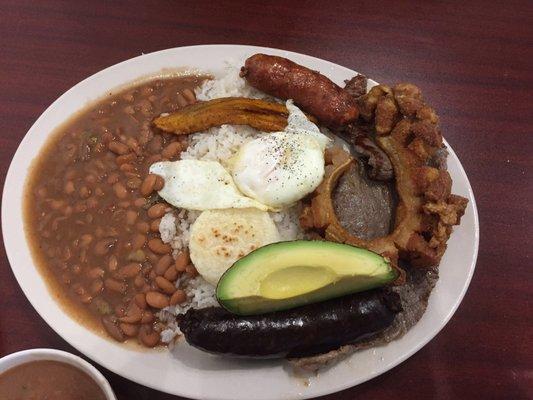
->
<box><xmin>1</xmin><ymin>44</ymin><xmax>479</xmax><ymax>400</ymax></box>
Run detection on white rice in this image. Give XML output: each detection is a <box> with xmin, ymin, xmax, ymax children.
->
<box><xmin>159</xmin><ymin>213</ymin><xmax>176</xmax><ymax>244</ymax></box>
<box><xmin>157</xmin><ymin>62</ymin><xmax>304</xmax><ymax>343</ymax></box>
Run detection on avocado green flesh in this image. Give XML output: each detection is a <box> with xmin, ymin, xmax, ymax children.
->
<box><xmin>216</xmin><ymin>240</ymin><xmax>397</xmax><ymax>315</ymax></box>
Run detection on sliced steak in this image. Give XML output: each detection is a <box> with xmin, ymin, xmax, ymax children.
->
<box><xmin>333</xmin><ymin>160</ymin><xmax>396</xmax><ymax>240</ymax></box>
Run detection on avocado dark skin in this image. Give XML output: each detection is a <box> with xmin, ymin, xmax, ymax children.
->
<box><xmin>178</xmin><ymin>289</ymin><xmax>401</xmax><ymax>358</ymax></box>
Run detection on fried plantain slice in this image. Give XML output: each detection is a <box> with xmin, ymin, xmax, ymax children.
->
<box><xmin>153</xmin><ymin>97</ymin><xmax>316</xmax><ymax>134</ymax></box>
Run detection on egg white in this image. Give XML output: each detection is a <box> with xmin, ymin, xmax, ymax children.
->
<box><xmin>149</xmin><ymin>160</ymin><xmax>270</xmax><ymax>211</ymax></box>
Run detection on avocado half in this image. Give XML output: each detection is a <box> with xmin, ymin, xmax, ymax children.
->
<box><xmin>216</xmin><ymin>240</ymin><xmax>398</xmax><ymax>315</ymax></box>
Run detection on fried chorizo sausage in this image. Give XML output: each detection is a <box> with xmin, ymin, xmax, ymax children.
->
<box><xmin>178</xmin><ymin>289</ymin><xmax>401</xmax><ymax>358</ymax></box>
<box><xmin>240</xmin><ymin>54</ymin><xmax>359</xmax><ymax>129</ymax></box>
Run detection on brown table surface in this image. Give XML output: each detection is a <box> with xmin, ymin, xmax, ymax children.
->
<box><xmin>1</xmin><ymin>1</ymin><xmax>532</xmax><ymax>399</ymax></box>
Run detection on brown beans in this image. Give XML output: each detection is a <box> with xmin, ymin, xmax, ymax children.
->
<box><xmin>146</xmin><ymin>291</ymin><xmax>170</xmax><ymax>309</ymax></box>
<box><xmin>79</xmin><ymin>186</ymin><xmax>91</xmax><ymax>199</ymax></box>
<box><xmin>175</xmin><ymin>250</ymin><xmax>190</xmax><ymax>272</ymax></box>
<box><xmin>113</xmin><ymin>182</ymin><xmax>128</xmax><ymax>199</ymax></box>
<box><xmin>155</xmin><ymin>254</ymin><xmax>173</xmax><ymax>275</ymax></box>
<box><xmin>85</xmin><ymin>174</ymin><xmax>97</xmax><ymax>184</ymax></box>
<box><xmin>80</xmin><ymin>234</ymin><xmax>93</xmax><ymax>247</ymax></box>
<box><xmin>163</xmin><ymin>265</ymin><xmax>179</xmax><ymax>282</ymax></box>
<box><xmin>119</xmin><ymin>302</ymin><xmax>143</xmax><ymax>323</ymax></box>
<box><xmin>126</xmin><ymin>210</ymin><xmax>138</xmax><ymax>225</ymax></box>
<box><xmin>120</xmin><ymin>322</ymin><xmax>139</xmax><ymax>337</ymax></box>
<box><xmin>161</xmin><ymin>142</ymin><xmax>182</xmax><ymax>159</ymax></box>
<box><xmin>72</xmin><ymin>283</ymin><xmax>85</xmax><ymax>295</ymax></box>
<box><xmin>104</xmin><ymin>278</ymin><xmax>127</xmax><ymax>294</ymax></box>
<box><xmin>139</xmin><ymin>325</ymin><xmax>160</xmax><ymax>347</ymax></box>
<box><xmin>61</xmin><ymin>272</ymin><xmax>72</xmax><ymax>285</ymax></box>
<box><xmin>154</xmin><ymin>175</ymin><xmax>164</xmax><ymax>191</ymax></box>
<box><xmin>150</xmin><ymin>218</ymin><xmax>161</xmax><ymax>232</ymax></box>
<box><xmin>155</xmin><ymin>276</ymin><xmax>176</xmax><ymax>295</ymax></box>
<box><xmin>133</xmin><ymin>198</ymin><xmax>146</xmax><ymax>208</ymax></box>
<box><xmin>79</xmin><ymin>293</ymin><xmax>93</xmax><ymax>304</ymax></box>
<box><xmin>114</xmin><ymin>304</ymin><xmax>126</xmax><ymax>318</ymax></box>
<box><xmin>87</xmin><ymin>267</ymin><xmax>105</xmax><ymax>279</ymax></box>
<box><xmin>27</xmin><ymin>79</ymin><xmax>211</xmax><ymax>349</ymax></box>
<box><xmin>131</xmin><ymin>233</ymin><xmax>147</xmax><ymax>250</ymax></box>
<box><xmin>95</xmin><ymin>238</ymin><xmax>117</xmax><ymax>255</ymax></box>
<box><xmin>116</xmin><ymin>153</ymin><xmax>136</xmax><ymax>165</ymax></box>
<box><xmin>146</xmin><ymin>250</ymin><xmax>159</xmax><ymax>264</ymax></box>
<box><xmin>147</xmin><ymin>203</ymin><xmax>167</xmax><ymax>219</ymax></box>
<box><xmin>107</xmin><ymin>172</ymin><xmax>120</xmax><ymax>184</ymax></box>
<box><xmin>116</xmin><ymin>263</ymin><xmax>141</xmax><ymax>279</ymax></box>
<box><xmin>119</xmin><ymin>163</ymin><xmax>135</xmax><ymax>173</ymax></box>
<box><xmin>170</xmin><ymin>289</ymin><xmax>187</xmax><ymax>306</ymax></box>
<box><xmin>90</xmin><ymin>279</ymin><xmax>104</xmax><ymax>294</ymax></box>
<box><xmin>148</xmin><ymin>238</ymin><xmax>172</xmax><ymax>254</ymax></box>
<box><xmin>185</xmin><ymin>264</ymin><xmax>198</xmax><ymax>277</ymax></box>
<box><xmin>126</xmin><ymin>137</ymin><xmax>140</xmax><ymax>154</ymax></box>
<box><xmin>108</xmin><ymin>255</ymin><xmax>118</xmax><ymax>271</ymax></box>
<box><xmin>126</xmin><ymin>177</ymin><xmax>142</xmax><ymax>189</ymax></box>
<box><xmin>140</xmin><ymin>310</ymin><xmax>155</xmax><ymax>324</ymax></box>
<box><xmin>102</xmin><ymin>316</ymin><xmax>125</xmax><ymax>342</ymax></box>
<box><xmin>148</xmin><ymin>136</ymin><xmax>163</xmax><ymax>153</ymax></box>
<box><xmin>74</xmin><ymin>202</ymin><xmax>87</xmax><ymax>213</ymax></box>
<box><xmin>64</xmin><ymin>181</ymin><xmax>75</xmax><ymax>195</ymax></box>
<box><xmin>182</xmin><ymin>88</ymin><xmax>196</xmax><ymax>104</ymax></box>
<box><xmin>140</xmin><ymin>174</ymin><xmax>157</xmax><ymax>197</ymax></box>
<box><xmin>86</xmin><ymin>197</ymin><xmax>98</xmax><ymax>209</ymax></box>
<box><xmin>176</xmin><ymin>93</ymin><xmax>188</xmax><ymax>107</ymax></box>
<box><xmin>134</xmin><ymin>275</ymin><xmax>145</xmax><ymax>288</ymax></box>
<box><xmin>136</xmin><ymin>221</ymin><xmax>150</xmax><ymax>234</ymax></box>
<box><xmin>118</xmin><ymin>201</ymin><xmax>131</xmax><ymax>209</ymax></box>
<box><xmin>134</xmin><ymin>293</ymin><xmax>147</xmax><ymax>309</ymax></box>
<box><xmin>145</xmin><ymin>154</ymin><xmax>162</xmax><ymax>165</ymax></box>
<box><xmin>108</xmin><ymin>141</ymin><xmax>129</xmax><ymax>155</ymax></box>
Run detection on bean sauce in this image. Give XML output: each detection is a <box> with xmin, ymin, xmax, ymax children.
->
<box><xmin>24</xmin><ymin>76</ymin><xmax>203</xmax><ymax>346</ymax></box>
<box><xmin>0</xmin><ymin>360</ymin><xmax>106</xmax><ymax>400</ymax></box>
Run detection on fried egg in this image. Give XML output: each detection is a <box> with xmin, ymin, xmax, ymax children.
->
<box><xmin>149</xmin><ymin>160</ymin><xmax>270</xmax><ymax>211</ymax></box>
<box><xmin>229</xmin><ymin>100</ymin><xmax>331</xmax><ymax>208</ymax></box>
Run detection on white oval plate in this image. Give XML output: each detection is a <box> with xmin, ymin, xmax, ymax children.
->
<box><xmin>2</xmin><ymin>45</ymin><xmax>479</xmax><ymax>400</ymax></box>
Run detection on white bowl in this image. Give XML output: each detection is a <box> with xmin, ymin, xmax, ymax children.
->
<box><xmin>0</xmin><ymin>349</ymin><xmax>116</xmax><ymax>400</ymax></box>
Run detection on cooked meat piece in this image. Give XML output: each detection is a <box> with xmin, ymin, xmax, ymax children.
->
<box><xmin>342</xmin><ymin>74</ymin><xmax>394</xmax><ymax>181</ymax></box>
<box><xmin>178</xmin><ymin>289</ymin><xmax>401</xmax><ymax>358</ymax></box>
<box><xmin>333</xmin><ymin>160</ymin><xmax>395</xmax><ymax>240</ymax></box>
<box><xmin>240</xmin><ymin>54</ymin><xmax>359</xmax><ymax>128</ymax></box>
<box><xmin>345</xmin><ymin>124</ymin><xmax>394</xmax><ymax>181</ymax></box>
<box><xmin>301</xmin><ymin>83</ymin><xmax>468</xmax><ymax>269</ymax></box>
<box><xmin>344</xmin><ymin>74</ymin><xmax>368</xmax><ymax>99</ymax></box>
<box><xmin>428</xmin><ymin>147</ymin><xmax>448</xmax><ymax>170</ymax></box>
